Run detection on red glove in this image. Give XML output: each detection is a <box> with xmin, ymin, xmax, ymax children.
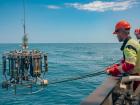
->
<box><xmin>106</xmin><ymin>64</ymin><xmax>121</xmax><ymax>76</ymax></box>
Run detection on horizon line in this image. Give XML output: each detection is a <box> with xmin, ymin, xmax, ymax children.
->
<box><xmin>0</xmin><ymin>42</ymin><xmax>120</xmax><ymax>44</ymax></box>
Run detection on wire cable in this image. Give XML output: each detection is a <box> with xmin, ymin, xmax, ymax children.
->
<box><xmin>49</xmin><ymin>70</ymin><xmax>105</xmax><ymax>85</ymax></box>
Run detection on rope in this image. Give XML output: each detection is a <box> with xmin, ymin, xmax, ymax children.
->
<box><xmin>49</xmin><ymin>70</ymin><xmax>105</xmax><ymax>85</ymax></box>
<box><xmin>48</xmin><ymin>60</ymin><xmax>120</xmax><ymax>85</ymax></box>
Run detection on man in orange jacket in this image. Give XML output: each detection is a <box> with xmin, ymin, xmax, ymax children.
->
<box><xmin>105</xmin><ymin>20</ymin><xmax>140</xmax><ymax>90</ymax></box>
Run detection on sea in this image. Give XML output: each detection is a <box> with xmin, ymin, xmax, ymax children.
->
<box><xmin>0</xmin><ymin>43</ymin><xmax>122</xmax><ymax>105</ymax></box>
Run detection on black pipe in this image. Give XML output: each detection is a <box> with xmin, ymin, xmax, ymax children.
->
<box><xmin>44</xmin><ymin>54</ymin><xmax>48</xmax><ymax>72</ymax></box>
<box><xmin>2</xmin><ymin>55</ymin><xmax>6</xmax><ymax>75</ymax></box>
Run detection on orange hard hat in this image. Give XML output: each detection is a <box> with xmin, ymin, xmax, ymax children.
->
<box><xmin>113</xmin><ymin>20</ymin><xmax>131</xmax><ymax>34</ymax></box>
<box><xmin>135</xmin><ymin>28</ymin><xmax>140</xmax><ymax>35</ymax></box>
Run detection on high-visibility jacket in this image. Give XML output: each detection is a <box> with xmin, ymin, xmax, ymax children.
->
<box><xmin>119</xmin><ymin>37</ymin><xmax>140</xmax><ymax>74</ymax></box>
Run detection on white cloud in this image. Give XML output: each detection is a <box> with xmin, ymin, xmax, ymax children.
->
<box><xmin>46</xmin><ymin>5</ymin><xmax>61</xmax><ymax>9</ymax></box>
<box><xmin>65</xmin><ymin>0</ymin><xmax>138</xmax><ymax>12</ymax></box>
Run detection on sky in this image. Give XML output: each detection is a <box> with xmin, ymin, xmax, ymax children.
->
<box><xmin>0</xmin><ymin>0</ymin><xmax>140</xmax><ymax>43</ymax></box>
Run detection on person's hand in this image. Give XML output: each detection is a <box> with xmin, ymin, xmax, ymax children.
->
<box><xmin>105</xmin><ymin>64</ymin><xmax>120</xmax><ymax>76</ymax></box>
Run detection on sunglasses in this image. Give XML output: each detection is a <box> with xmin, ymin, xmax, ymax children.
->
<box><xmin>115</xmin><ymin>29</ymin><xmax>121</xmax><ymax>33</ymax></box>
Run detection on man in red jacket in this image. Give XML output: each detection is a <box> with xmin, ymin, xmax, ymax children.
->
<box><xmin>135</xmin><ymin>28</ymin><xmax>140</xmax><ymax>40</ymax></box>
<box><xmin>105</xmin><ymin>20</ymin><xmax>140</xmax><ymax>90</ymax></box>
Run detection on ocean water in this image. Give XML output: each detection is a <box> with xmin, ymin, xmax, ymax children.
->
<box><xmin>0</xmin><ymin>43</ymin><xmax>122</xmax><ymax>105</ymax></box>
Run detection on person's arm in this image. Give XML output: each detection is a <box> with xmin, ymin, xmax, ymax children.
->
<box><xmin>121</xmin><ymin>45</ymin><xmax>137</xmax><ymax>72</ymax></box>
<box><xmin>106</xmin><ymin>45</ymin><xmax>137</xmax><ymax>76</ymax></box>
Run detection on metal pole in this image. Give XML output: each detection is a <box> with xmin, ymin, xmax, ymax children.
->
<box><xmin>23</xmin><ymin>0</ymin><xmax>26</xmax><ymax>35</ymax></box>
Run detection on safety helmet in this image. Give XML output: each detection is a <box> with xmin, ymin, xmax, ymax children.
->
<box><xmin>113</xmin><ymin>20</ymin><xmax>131</xmax><ymax>34</ymax></box>
<box><xmin>135</xmin><ymin>28</ymin><xmax>140</xmax><ymax>35</ymax></box>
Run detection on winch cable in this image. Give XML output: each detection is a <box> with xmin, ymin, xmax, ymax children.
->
<box><xmin>48</xmin><ymin>60</ymin><xmax>120</xmax><ymax>85</ymax></box>
<box><xmin>49</xmin><ymin>70</ymin><xmax>105</xmax><ymax>85</ymax></box>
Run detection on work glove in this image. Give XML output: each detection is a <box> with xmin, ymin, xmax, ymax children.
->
<box><xmin>105</xmin><ymin>64</ymin><xmax>121</xmax><ymax>76</ymax></box>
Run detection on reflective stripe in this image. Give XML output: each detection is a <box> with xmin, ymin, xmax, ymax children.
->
<box><xmin>118</xmin><ymin>65</ymin><xmax>125</xmax><ymax>73</ymax></box>
<box><xmin>126</xmin><ymin>45</ymin><xmax>137</xmax><ymax>54</ymax></box>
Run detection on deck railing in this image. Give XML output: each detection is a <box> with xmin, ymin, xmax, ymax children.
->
<box><xmin>81</xmin><ymin>77</ymin><xmax>120</xmax><ymax>105</ymax></box>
